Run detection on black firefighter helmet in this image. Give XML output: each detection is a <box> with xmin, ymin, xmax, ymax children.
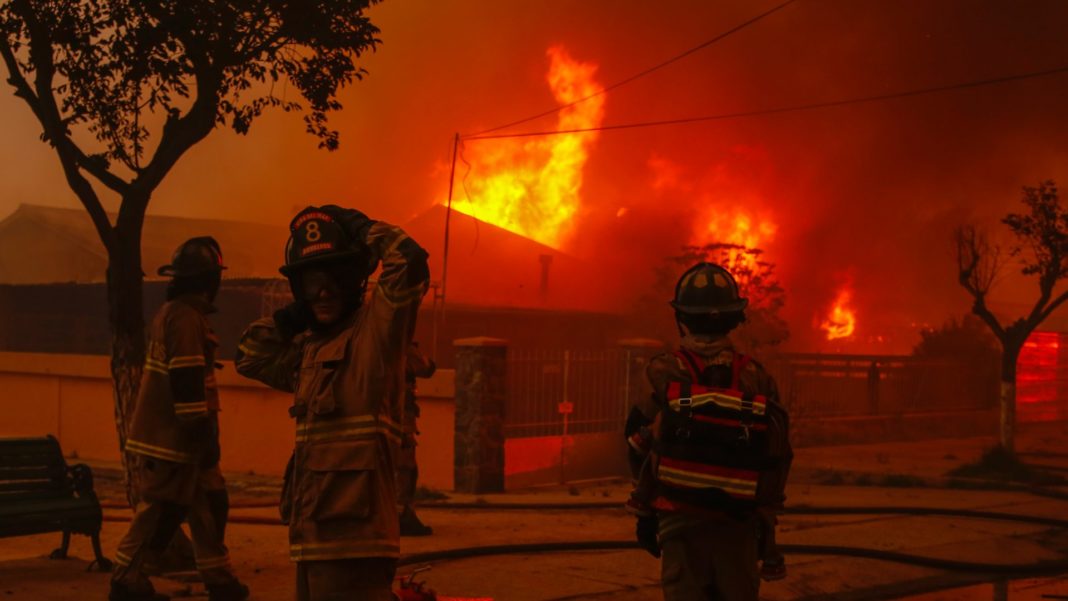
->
<box><xmin>670</xmin><ymin>262</ymin><xmax>748</xmax><ymax>315</ymax></box>
<box><xmin>279</xmin><ymin>206</ymin><xmax>368</xmax><ymax>278</ymax></box>
<box><xmin>158</xmin><ymin>236</ymin><xmax>226</xmax><ymax>278</ymax></box>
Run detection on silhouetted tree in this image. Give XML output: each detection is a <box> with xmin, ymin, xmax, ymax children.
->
<box><xmin>0</xmin><ymin>0</ymin><xmax>381</xmax><ymax>490</ymax></box>
<box><xmin>956</xmin><ymin>180</ymin><xmax>1068</xmax><ymax>452</ymax></box>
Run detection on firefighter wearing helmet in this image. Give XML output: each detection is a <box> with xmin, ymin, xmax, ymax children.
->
<box><xmin>111</xmin><ymin>237</ymin><xmax>250</xmax><ymax>601</ymax></box>
<box><xmin>235</xmin><ymin>206</ymin><xmax>429</xmax><ymax>601</ymax></box>
<box><xmin>624</xmin><ymin>262</ymin><xmax>793</xmax><ymax>601</ymax></box>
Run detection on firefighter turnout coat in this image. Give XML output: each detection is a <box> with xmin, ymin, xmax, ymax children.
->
<box><xmin>126</xmin><ymin>294</ymin><xmax>220</xmax><ymax>474</ymax></box>
<box><xmin>235</xmin><ymin>222</ymin><xmax>429</xmax><ymax>562</ymax></box>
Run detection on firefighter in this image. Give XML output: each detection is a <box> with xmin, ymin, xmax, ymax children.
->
<box><xmin>398</xmin><ymin>341</ymin><xmax>436</xmax><ymax>536</ymax></box>
<box><xmin>110</xmin><ymin>237</ymin><xmax>249</xmax><ymax>601</ymax></box>
<box><xmin>625</xmin><ymin>262</ymin><xmax>793</xmax><ymax>601</ymax></box>
<box><xmin>235</xmin><ymin>205</ymin><xmax>429</xmax><ymax>601</ymax></box>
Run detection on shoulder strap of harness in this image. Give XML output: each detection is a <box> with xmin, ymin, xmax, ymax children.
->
<box><xmin>731</xmin><ymin>353</ymin><xmax>752</xmax><ymax>390</ymax></box>
<box><xmin>674</xmin><ymin>347</ymin><xmax>704</xmax><ymax>383</ymax></box>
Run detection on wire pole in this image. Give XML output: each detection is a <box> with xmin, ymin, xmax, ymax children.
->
<box><xmin>436</xmin><ymin>132</ymin><xmax>460</xmax><ymax>358</ymax></box>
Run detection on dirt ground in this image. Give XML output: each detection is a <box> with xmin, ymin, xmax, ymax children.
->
<box><xmin>4</xmin><ymin>424</ymin><xmax>1068</xmax><ymax>600</ymax></box>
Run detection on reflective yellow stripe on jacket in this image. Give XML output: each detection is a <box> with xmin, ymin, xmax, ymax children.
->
<box><xmin>296</xmin><ymin>414</ymin><xmax>404</xmax><ymax>445</ymax></box>
<box><xmin>125</xmin><ymin>438</ymin><xmax>195</xmax><ymax>463</ymax></box>
<box><xmin>289</xmin><ymin>540</ymin><xmax>401</xmax><ymax>561</ymax></box>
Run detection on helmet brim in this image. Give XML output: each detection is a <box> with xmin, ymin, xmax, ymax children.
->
<box><xmin>670</xmin><ymin>298</ymin><xmax>749</xmax><ymax>315</ymax></box>
<box><xmin>279</xmin><ymin>249</ymin><xmax>366</xmax><ymax>278</ymax></box>
<box><xmin>157</xmin><ymin>264</ymin><xmax>228</xmax><ymax>277</ymax></box>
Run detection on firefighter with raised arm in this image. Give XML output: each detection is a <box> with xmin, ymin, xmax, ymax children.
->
<box><xmin>110</xmin><ymin>237</ymin><xmax>249</xmax><ymax>601</ymax></box>
<box><xmin>234</xmin><ymin>205</ymin><xmax>429</xmax><ymax>601</ymax></box>
<box><xmin>625</xmin><ymin>262</ymin><xmax>793</xmax><ymax>601</ymax></box>
<box><xmin>398</xmin><ymin>341</ymin><xmax>437</xmax><ymax>536</ymax></box>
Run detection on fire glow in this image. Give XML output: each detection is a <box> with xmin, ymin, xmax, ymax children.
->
<box><xmin>694</xmin><ymin>208</ymin><xmax>778</xmax><ymax>272</ymax></box>
<box><xmin>449</xmin><ymin>46</ymin><xmax>604</xmax><ymax>249</ymax></box>
<box><xmin>821</xmin><ymin>287</ymin><xmax>857</xmax><ymax>340</ymax></box>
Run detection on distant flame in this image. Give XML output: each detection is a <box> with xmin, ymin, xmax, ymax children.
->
<box><xmin>449</xmin><ymin>46</ymin><xmax>604</xmax><ymax>249</ymax></box>
<box><xmin>821</xmin><ymin>287</ymin><xmax>857</xmax><ymax>340</ymax></box>
<box><xmin>694</xmin><ymin>208</ymin><xmax>777</xmax><ymax>271</ymax></box>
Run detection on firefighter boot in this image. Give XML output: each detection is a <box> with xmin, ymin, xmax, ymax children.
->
<box><xmin>108</xmin><ymin>582</ymin><xmax>169</xmax><ymax>601</ymax></box>
<box><xmin>207</xmin><ymin>580</ymin><xmax>250</xmax><ymax>601</ymax></box>
<box><xmin>399</xmin><ymin>506</ymin><xmax>433</xmax><ymax>536</ymax></box>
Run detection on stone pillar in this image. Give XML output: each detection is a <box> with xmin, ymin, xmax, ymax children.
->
<box><xmin>618</xmin><ymin>338</ymin><xmax>665</xmax><ymax>414</ymax></box>
<box><xmin>453</xmin><ymin>337</ymin><xmax>507</xmax><ymax>493</ymax></box>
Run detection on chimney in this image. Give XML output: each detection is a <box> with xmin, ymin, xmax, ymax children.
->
<box><xmin>539</xmin><ymin>254</ymin><xmax>553</xmax><ymax>302</ymax></box>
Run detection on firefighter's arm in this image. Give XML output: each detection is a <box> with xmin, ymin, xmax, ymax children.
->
<box><xmin>235</xmin><ymin>317</ymin><xmax>301</xmax><ymax>393</ymax></box>
<box><xmin>163</xmin><ymin>307</ymin><xmax>211</xmax><ymax>427</ymax></box>
<box><xmin>755</xmin><ymin>364</ymin><xmax>793</xmax><ymax>508</ymax></box>
<box><xmin>364</xmin><ymin>221</ymin><xmax>430</xmax><ymax>361</ymax></box>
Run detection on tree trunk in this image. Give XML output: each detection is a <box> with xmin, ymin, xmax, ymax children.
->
<box><xmin>999</xmin><ymin>343</ymin><xmax>1021</xmax><ymax>454</ymax></box>
<box><xmin>106</xmin><ymin>223</ymin><xmax>147</xmax><ymax>506</ymax></box>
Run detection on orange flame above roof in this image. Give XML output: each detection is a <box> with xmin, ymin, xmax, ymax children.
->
<box><xmin>449</xmin><ymin>46</ymin><xmax>604</xmax><ymax>249</ymax></box>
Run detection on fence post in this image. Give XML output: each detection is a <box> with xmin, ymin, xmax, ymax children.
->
<box><xmin>453</xmin><ymin>337</ymin><xmax>508</xmax><ymax>493</ymax></box>
<box><xmin>618</xmin><ymin>338</ymin><xmax>665</xmax><ymax>416</ymax></box>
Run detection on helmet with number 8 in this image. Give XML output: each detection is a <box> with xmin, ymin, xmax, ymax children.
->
<box><xmin>279</xmin><ymin>206</ymin><xmax>367</xmax><ymax>277</ymax></box>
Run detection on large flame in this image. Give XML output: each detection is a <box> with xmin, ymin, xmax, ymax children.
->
<box><xmin>821</xmin><ymin>287</ymin><xmax>857</xmax><ymax>340</ymax></box>
<box><xmin>449</xmin><ymin>46</ymin><xmax>604</xmax><ymax>249</ymax></box>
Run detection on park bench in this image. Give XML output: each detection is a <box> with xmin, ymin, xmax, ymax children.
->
<box><xmin>0</xmin><ymin>435</ymin><xmax>111</xmax><ymax>571</ymax></box>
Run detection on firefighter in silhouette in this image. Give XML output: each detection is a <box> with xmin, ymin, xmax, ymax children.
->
<box><xmin>110</xmin><ymin>237</ymin><xmax>249</xmax><ymax>601</ymax></box>
<box><xmin>625</xmin><ymin>262</ymin><xmax>793</xmax><ymax>601</ymax></box>
<box><xmin>398</xmin><ymin>341</ymin><xmax>437</xmax><ymax>536</ymax></box>
<box><xmin>235</xmin><ymin>205</ymin><xmax>429</xmax><ymax>601</ymax></box>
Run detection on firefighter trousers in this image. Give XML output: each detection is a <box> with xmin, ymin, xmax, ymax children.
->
<box><xmin>659</xmin><ymin>512</ymin><xmax>760</xmax><ymax>601</ymax></box>
<box><xmin>112</xmin><ymin>459</ymin><xmax>237</xmax><ymax>592</ymax></box>
<box><xmin>295</xmin><ymin>557</ymin><xmax>397</xmax><ymax>601</ymax></box>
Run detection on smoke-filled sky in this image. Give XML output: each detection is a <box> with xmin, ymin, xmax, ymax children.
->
<box><xmin>1</xmin><ymin>0</ymin><xmax>1067</xmax><ymax>351</ymax></box>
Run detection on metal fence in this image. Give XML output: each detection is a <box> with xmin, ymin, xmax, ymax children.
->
<box><xmin>763</xmin><ymin>354</ymin><xmax>995</xmax><ymax>419</ymax></box>
<box><xmin>502</xmin><ymin>349</ymin><xmax>999</xmax><ymax>438</ymax></box>
<box><xmin>505</xmin><ymin>349</ymin><xmax>629</xmax><ymax>438</ymax></box>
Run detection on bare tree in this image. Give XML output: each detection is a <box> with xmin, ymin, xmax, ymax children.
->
<box><xmin>0</xmin><ymin>0</ymin><xmax>381</xmax><ymax>495</ymax></box>
<box><xmin>956</xmin><ymin>180</ymin><xmax>1068</xmax><ymax>452</ymax></box>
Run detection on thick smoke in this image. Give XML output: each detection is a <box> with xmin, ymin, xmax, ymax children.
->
<box><xmin>1</xmin><ymin>0</ymin><xmax>1066</xmax><ymax>352</ymax></box>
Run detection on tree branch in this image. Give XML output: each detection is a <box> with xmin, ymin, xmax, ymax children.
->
<box><xmin>133</xmin><ymin>55</ymin><xmax>220</xmax><ymax>195</ymax></box>
<box><xmin>1038</xmin><ymin>287</ymin><xmax>1068</xmax><ymax>324</ymax></box>
<box><xmin>7</xmin><ymin>1</ymin><xmax>131</xmax><ymax>197</ymax></box>
<box><xmin>0</xmin><ymin>29</ymin><xmax>116</xmax><ymax>251</ymax></box>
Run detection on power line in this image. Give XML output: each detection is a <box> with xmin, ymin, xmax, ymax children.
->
<box><xmin>462</xmin><ymin>64</ymin><xmax>1068</xmax><ymax>141</ymax></box>
<box><xmin>465</xmin><ymin>0</ymin><xmax>800</xmax><ymax>138</ymax></box>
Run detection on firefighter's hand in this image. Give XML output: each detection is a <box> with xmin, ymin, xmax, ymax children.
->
<box><xmin>322</xmin><ymin>205</ymin><xmax>376</xmax><ymax>242</ymax></box>
<box><xmin>635</xmin><ymin>515</ymin><xmax>661</xmax><ymax>558</ymax></box>
<box><xmin>273</xmin><ymin>302</ymin><xmax>310</xmax><ymax>341</ymax></box>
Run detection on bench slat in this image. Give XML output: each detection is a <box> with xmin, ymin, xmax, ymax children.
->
<box><xmin>0</xmin><ymin>480</ymin><xmax>68</xmax><ymax>493</ymax></box>
<box><xmin>0</xmin><ymin>453</ymin><xmax>66</xmax><ymax>468</ymax></box>
<box><xmin>0</xmin><ymin>466</ymin><xmax>63</xmax><ymax>481</ymax></box>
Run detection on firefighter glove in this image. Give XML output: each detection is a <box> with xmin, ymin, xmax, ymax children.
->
<box><xmin>273</xmin><ymin>302</ymin><xmax>310</xmax><ymax>341</ymax></box>
<box><xmin>636</xmin><ymin>515</ymin><xmax>661</xmax><ymax>558</ymax></box>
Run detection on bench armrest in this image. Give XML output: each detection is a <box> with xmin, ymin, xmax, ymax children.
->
<box><xmin>68</xmin><ymin>463</ymin><xmax>100</xmax><ymax>501</ymax></box>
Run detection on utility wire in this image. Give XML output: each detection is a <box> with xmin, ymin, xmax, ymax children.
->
<box><xmin>463</xmin><ymin>64</ymin><xmax>1068</xmax><ymax>141</ymax></box>
<box><xmin>465</xmin><ymin>0</ymin><xmax>800</xmax><ymax>138</ymax></box>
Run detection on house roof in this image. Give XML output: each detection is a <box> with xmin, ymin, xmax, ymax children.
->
<box><xmin>403</xmin><ymin>204</ymin><xmax>620</xmax><ymax>311</ymax></box>
<box><xmin>0</xmin><ymin>204</ymin><xmax>287</xmax><ymax>284</ymax></box>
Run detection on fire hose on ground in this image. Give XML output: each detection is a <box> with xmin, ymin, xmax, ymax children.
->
<box><xmin>98</xmin><ymin>503</ymin><xmax>1068</xmax><ymax>575</ymax></box>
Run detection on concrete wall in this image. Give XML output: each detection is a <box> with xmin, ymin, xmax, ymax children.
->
<box><xmin>0</xmin><ymin>352</ymin><xmax>457</xmax><ymax>490</ymax></box>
